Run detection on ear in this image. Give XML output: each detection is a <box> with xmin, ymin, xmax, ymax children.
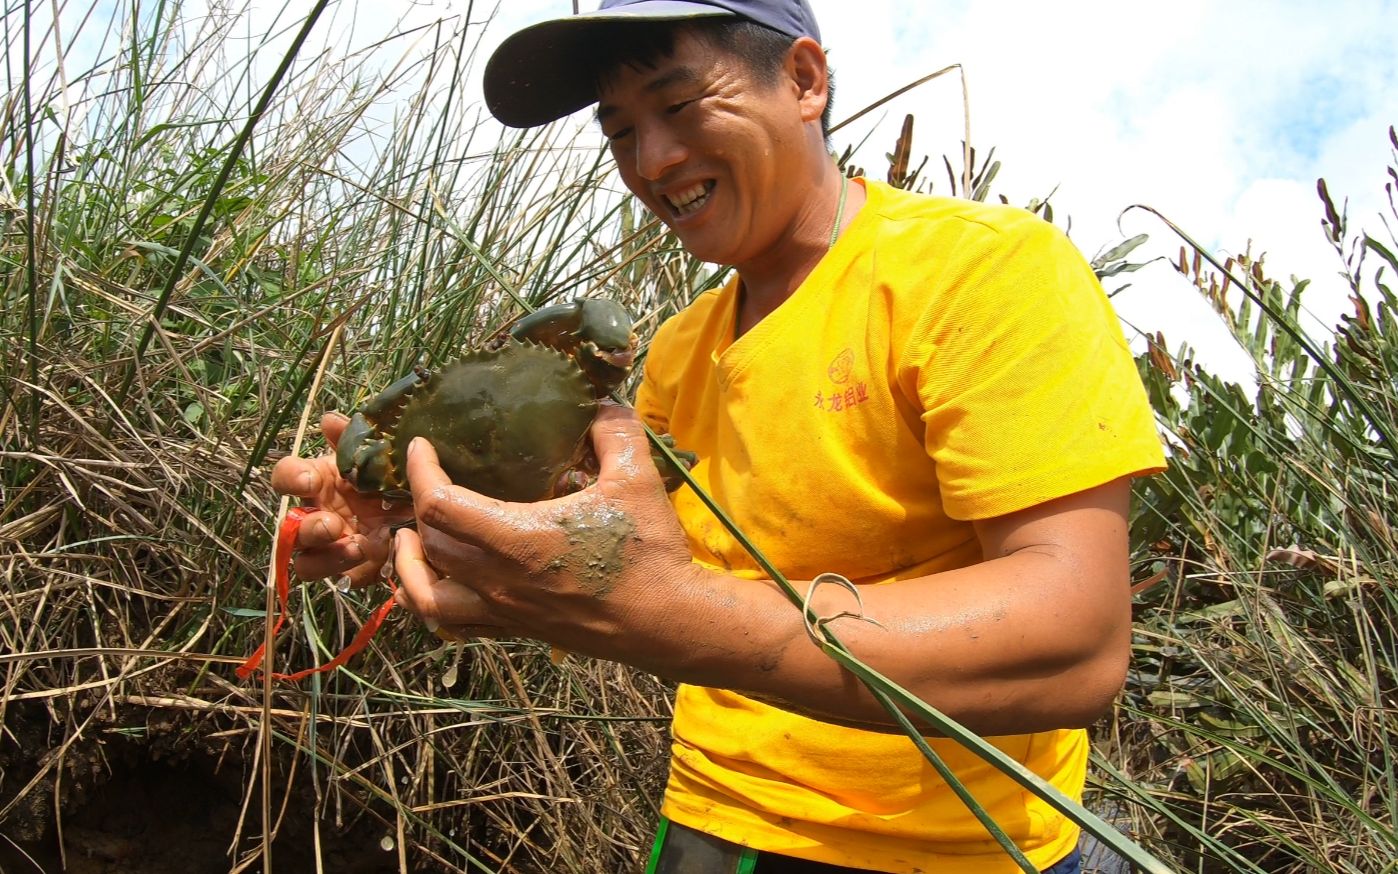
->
<box><xmin>786</xmin><ymin>36</ymin><xmax>829</xmax><ymax>126</ymax></box>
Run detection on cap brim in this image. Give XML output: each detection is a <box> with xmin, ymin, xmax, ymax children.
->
<box><xmin>484</xmin><ymin>2</ymin><xmax>735</xmax><ymax>128</ymax></box>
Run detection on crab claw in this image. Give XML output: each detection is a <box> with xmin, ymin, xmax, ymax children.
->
<box><xmin>576</xmin><ymin>340</ymin><xmax>636</xmax><ymax>396</ymax></box>
<box><xmin>509</xmin><ymin>299</ymin><xmax>638</xmax><ymax>395</ymax></box>
<box><xmin>337</xmin><ymin>412</ymin><xmax>392</xmax><ymax>492</ymax></box>
<box><xmin>336</xmin><ymin>368</ymin><xmax>430</xmax><ymax>495</ymax></box>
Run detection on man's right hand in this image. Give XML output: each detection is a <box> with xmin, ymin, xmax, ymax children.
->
<box><xmin>269</xmin><ymin>412</ymin><xmax>410</xmax><ymax>588</ymax></box>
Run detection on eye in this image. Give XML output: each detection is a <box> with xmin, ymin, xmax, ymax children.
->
<box><xmin>665</xmin><ymin>99</ymin><xmax>695</xmax><ymax>115</ymax></box>
<box><xmin>605</xmin><ymin>126</ymin><xmax>633</xmax><ymax>143</ymax></box>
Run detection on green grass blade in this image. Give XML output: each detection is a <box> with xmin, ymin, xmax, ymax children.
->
<box><xmin>1128</xmin><ymin>204</ymin><xmax>1396</xmax><ymax>449</ymax></box>
<box><xmin>112</xmin><ymin>0</ymin><xmax>335</xmax><ymax>411</ymax></box>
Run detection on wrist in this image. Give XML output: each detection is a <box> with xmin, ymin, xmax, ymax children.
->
<box><xmin>622</xmin><ymin>566</ymin><xmax>808</xmax><ymax>690</ymax></box>
<box><xmin>612</xmin><ymin>559</ymin><xmax>723</xmax><ymax>675</ymax></box>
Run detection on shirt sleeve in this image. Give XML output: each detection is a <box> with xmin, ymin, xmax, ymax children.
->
<box><xmin>904</xmin><ymin>215</ymin><xmax>1165</xmax><ymax>520</ymax></box>
<box><xmin>633</xmin><ymin>318</ymin><xmax>677</xmax><ymax>436</ymax></box>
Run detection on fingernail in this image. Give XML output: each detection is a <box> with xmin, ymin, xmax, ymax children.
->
<box><xmin>422</xmin><ymin>617</ymin><xmax>439</xmax><ymax>633</ymax></box>
<box><xmin>334</xmin><ymin>576</ymin><xmax>352</xmax><ymax>593</ymax></box>
<box><xmin>407</xmin><ymin>437</ymin><xmax>421</xmax><ymax>458</ymax></box>
<box><xmin>298</xmin><ymin>470</ymin><xmax>316</xmax><ymax>493</ymax></box>
<box><xmin>346</xmin><ymin>539</ymin><xmax>365</xmax><ymax>562</ymax></box>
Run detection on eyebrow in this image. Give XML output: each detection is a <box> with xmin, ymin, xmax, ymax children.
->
<box><xmin>595</xmin><ymin>66</ymin><xmax>702</xmax><ymax>124</ymax></box>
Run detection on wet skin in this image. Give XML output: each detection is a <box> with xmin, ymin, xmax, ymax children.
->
<box><xmin>391</xmin><ymin>403</ymin><xmax>702</xmax><ymax>653</ymax></box>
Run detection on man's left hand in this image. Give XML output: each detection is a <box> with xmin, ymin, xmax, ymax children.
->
<box><xmin>392</xmin><ymin>402</ymin><xmax>702</xmax><ymax>660</ymax></box>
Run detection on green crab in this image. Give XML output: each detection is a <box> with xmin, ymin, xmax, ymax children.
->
<box><xmin>336</xmin><ymin>299</ymin><xmax>692</xmax><ymax>503</ymax></box>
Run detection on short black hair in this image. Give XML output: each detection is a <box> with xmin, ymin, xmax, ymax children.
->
<box><xmin>585</xmin><ymin>18</ymin><xmax>835</xmax><ymax>140</ymax></box>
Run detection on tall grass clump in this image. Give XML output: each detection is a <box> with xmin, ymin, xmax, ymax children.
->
<box><xmin>1102</xmin><ymin>128</ymin><xmax>1398</xmax><ymax>872</ymax></box>
<box><xmin>1</xmin><ymin>2</ymin><xmax>715</xmax><ymax>870</ymax></box>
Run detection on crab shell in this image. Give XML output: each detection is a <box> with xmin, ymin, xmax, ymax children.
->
<box><xmin>336</xmin><ymin>300</ymin><xmax>643</xmax><ymax>503</ymax></box>
<box><xmin>344</xmin><ymin>341</ymin><xmax>609</xmax><ymax>503</ymax></box>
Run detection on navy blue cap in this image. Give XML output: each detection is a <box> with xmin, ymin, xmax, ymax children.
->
<box><xmin>484</xmin><ymin>0</ymin><xmax>822</xmax><ymax>128</ymax></box>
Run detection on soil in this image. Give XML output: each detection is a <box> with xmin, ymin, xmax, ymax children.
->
<box><xmin>0</xmin><ymin>702</ymin><xmax>424</xmax><ymax>874</ymax></box>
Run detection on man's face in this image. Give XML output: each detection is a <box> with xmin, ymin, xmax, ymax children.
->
<box><xmin>595</xmin><ymin>29</ymin><xmax>812</xmax><ymax>268</ymax></box>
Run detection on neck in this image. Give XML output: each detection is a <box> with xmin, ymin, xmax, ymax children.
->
<box><xmin>734</xmin><ymin>165</ymin><xmax>863</xmax><ymax>337</ymax></box>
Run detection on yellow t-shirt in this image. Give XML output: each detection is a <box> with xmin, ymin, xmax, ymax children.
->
<box><xmin>635</xmin><ymin>179</ymin><xmax>1166</xmax><ymax>873</ymax></box>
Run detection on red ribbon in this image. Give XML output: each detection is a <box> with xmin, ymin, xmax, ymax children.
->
<box><xmin>237</xmin><ymin>506</ymin><xmax>398</xmax><ymax>682</ymax></box>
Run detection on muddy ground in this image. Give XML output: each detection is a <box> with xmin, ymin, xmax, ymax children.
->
<box><xmin>0</xmin><ymin>701</ymin><xmax>429</xmax><ymax>874</ymax></box>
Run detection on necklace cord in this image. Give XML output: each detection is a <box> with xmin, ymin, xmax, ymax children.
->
<box><xmin>829</xmin><ymin>172</ymin><xmax>850</xmax><ymax>249</ymax></box>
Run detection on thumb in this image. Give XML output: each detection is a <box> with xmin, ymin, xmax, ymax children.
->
<box><xmin>406</xmin><ymin>436</ymin><xmax>501</xmax><ymax>547</ymax></box>
<box><xmin>591</xmin><ymin>402</ymin><xmax>658</xmax><ymax>484</ymax></box>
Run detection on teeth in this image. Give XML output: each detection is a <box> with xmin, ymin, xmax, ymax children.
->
<box><xmin>664</xmin><ymin>182</ymin><xmax>712</xmax><ymax>215</ymax></box>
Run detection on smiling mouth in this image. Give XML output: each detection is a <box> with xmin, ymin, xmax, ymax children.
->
<box><xmin>663</xmin><ymin>181</ymin><xmax>715</xmax><ymax>217</ymax></box>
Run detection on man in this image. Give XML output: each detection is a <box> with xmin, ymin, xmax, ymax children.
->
<box><xmin>272</xmin><ymin>1</ymin><xmax>1165</xmax><ymax>871</ymax></box>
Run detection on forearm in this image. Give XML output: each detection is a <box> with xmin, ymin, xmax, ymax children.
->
<box><xmin>392</xmin><ymin>412</ymin><xmax>1135</xmax><ymax>735</ymax></box>
<box><xmin>629</xmin><ymin>551</ymin><xmax>1131</xmax><ymax>736</ymax></box>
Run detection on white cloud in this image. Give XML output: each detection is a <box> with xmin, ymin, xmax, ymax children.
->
<box><xmin>795</xmin><ymin>0</ymin><xmax>1396</xmax><ymax>383</ymax></box>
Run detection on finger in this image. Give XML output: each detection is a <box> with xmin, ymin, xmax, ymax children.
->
<box><xmin>270</xmin><ymin>455</ymin><xmax>329</xmax><ymax>499</ymax></box>
<box><xmin>405</xmin><ymin>437</ymin><xmax>499</xmax><ymax>545</ymax></box>
<box><xmin>394</xmin><ymin>528</ymin><xmax>494</xmax><ymax>630</ymax></box>
<box><xmin>292</xmin><ymin>538</ymin><xmax>372</xmax><ymax>583</ymax></box>
<box><xmin>271</xmin><ymin>414</ymin><xmax>352</xmax><ymax>497</ymax></box>
<box><xmin>295</xmin><ymin>509</ymin><xmax>349</xmax><ymax>548</ymax></box>
<box><xmin>392</xmin><ymin>527</ymin><xmax>437</xmax><ymax>619</ymax></box>
<box><xmin>320</xmin><ymin>411</ymin><xmax>351</xmax><ymax>449</ymax></box>
<box><xmin>292</xmin><ymin>519</ymin><xmax>388</xmax><ymax>583</ymax></box>
<box><xmin>417</xmin><ymin>522</ymin><xmax>490</xmax><ymax>574</ymax></box>
<box><xmin>590</xmin><ymin>402</ymin><xmax>657</xmax><ymax>483</ymax></box>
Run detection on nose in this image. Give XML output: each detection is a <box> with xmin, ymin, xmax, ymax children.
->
<box><xmin>633</xmin><ymin>118</ymin><xmax>686</xmax><ymax>182</ymax></box>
